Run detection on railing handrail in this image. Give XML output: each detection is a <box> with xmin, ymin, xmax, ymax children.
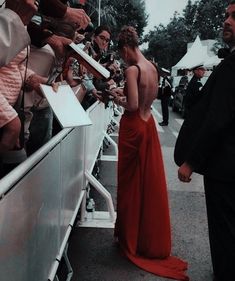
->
<box><xmin>0</xmin><ymin>127</ymin><xmax>73</xmax><ymax>197</ymax></box>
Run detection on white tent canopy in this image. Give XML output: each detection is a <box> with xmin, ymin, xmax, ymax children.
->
<box><xmin>171</xmin><ymin>36</ymin><xmax>221</xmax><ymax>75</ymax></box>
<box><xmin>204</xmin><ymin>55</ymin><xmax>221</xmax><ymax>68</ymax></box>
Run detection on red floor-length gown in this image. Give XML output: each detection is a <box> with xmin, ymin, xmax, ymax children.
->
<box><xmin>115</xmin><ymin>109</ymin><xmax>189</xmax><ymax>281</ymax></box>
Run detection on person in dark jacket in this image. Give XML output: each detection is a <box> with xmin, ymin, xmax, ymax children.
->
<box><xmin>184</xmin><ymin>64</ymin><xmax>206</xmax><ymax>118</ymax></box>
<box><xmin>174</xmin><ymin>1</ymin><xmax>235</xmax><ymax>280</ymax></box>
<box><xmin>158</xmin><ymin>68</ymin><xmax>172</xmax><ymax>126</ymax></box>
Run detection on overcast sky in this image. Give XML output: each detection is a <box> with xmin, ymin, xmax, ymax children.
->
<box><xmin>144</xmin><ymin>0</ymin><xmax>195</xmax><ymax>33</ymax></box>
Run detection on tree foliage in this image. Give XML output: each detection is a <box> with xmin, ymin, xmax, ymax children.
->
<box><xmin>145</xmin><ymin>0</ymin><xmax>231</xmax><ymax>69</ymax></box>
<box><xmin>83</xmin><ymin>0</ymin><xmax>148</xmax><ymax>41</ymax></box>
<box><xmin>81</xmin><ymin>0</ymin><xmax>231</xmax><ymax>69</ymax></box>
<box><xmin>194</xmin><ymin>0</ymin><xmax>229</xmax><ymax>39</ymax></box>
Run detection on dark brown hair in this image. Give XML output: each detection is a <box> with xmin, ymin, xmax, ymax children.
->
<box><xmin>94</xmin><ymin>25</ymin><xmax>111</xmax><ymax>37</ymax></box>
<box><xmin>117</xmin><ymin>26</ymin><xmax>139</xmax><ymax>50</ymax></box>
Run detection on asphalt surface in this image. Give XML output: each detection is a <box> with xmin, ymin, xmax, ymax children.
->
<box><xmin>59</xmin><ymin>101</ymin><xmax>213</xmax><ymax>281</ymax></box>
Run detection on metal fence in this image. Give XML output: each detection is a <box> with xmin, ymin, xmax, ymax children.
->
<box><xmin>0</xmin><ymin>101</ymin><xmax>117</xmax><ymax>281</ymax></box>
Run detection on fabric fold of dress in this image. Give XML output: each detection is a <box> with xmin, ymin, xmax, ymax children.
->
<box><xmin>115</xmin><ymin>110</ymin><xmax>188</xmax><ymax>281</ymax></box>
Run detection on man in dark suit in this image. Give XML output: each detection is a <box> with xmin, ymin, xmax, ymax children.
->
<box><xmin>158</xmin><ymin>68</ymin><xmax>172</xmax><ymax>126</ymax></box>
<box><xmin>184</xmin><ymin>64</ymin><xmax>206</xmax><ymax>118</ymax></box>
<box><xmin>174</xmin><ymin>1</ymin><xmax>235</xmax><ymax>280</ymax></box>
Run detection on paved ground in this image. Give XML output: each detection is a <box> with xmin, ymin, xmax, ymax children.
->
<box><xmin>58</xmin><ymin>102</ymin><xmax>214</xmax><ymax>281</ymax></box>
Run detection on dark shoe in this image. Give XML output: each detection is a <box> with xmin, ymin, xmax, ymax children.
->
<box><xmin>158</xmin><ymin>121</ymin><xmax>168</xmax><ymax>126</ymax></box>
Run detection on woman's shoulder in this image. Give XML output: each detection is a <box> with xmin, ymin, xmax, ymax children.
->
<box><xmin>147</xmin><ymin>59</ymin><xmax>159</xmax><ymax>71</ymax></box>
<box><xmin>125</xmin><ymin>65</ymin><xmax>140</xmax><ymax>77</ymax></box>
<box><xmin>126</xmin><ymin>64</ymin><xmax>140</xmax><ymax>71</ymax></box>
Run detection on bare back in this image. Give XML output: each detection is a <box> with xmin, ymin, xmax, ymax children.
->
<box><xmin>125</xmin><ymin>58</ymin><xmax>158</xmax><ymax>121</ymax></box>
<box><xmin>137</xmin><ymin>60</ymin><xmax>158</xmax><ymax>120</ymax></box>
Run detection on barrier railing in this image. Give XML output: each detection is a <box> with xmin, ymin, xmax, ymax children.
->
<box><xmin>0</xmin><ymin>101</ymin><xmax>119</xmax><ymax>281</ymax></box>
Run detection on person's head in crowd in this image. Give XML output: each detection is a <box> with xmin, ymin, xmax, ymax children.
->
<box><xmin>191</xmin><ymin>65</ymin><xmax>206</xmax><ymax>79</ymax></box>
<box><xmin>117</xmin><ymin>25</ymin><xmax>139</xmax><ymax>65</ymax></box>
<box><xmin>223</xmin><ymin>0</ymin><xmax>235</xmax><ymax>49</ymax></box>
<box><xmin>92</xmin><ymin>25</ymin><xmax>111</xmax><ymax>54</ymax></box>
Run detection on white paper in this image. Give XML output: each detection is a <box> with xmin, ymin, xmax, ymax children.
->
<box><xmin>40</xmin><ymin>84</ymin><xmax>92</xmax><ymax>128</ymax></box>
<box><xmin>69</xmin><ymin>42</ymin><xmax>110</xmax><ymax>79</ymax></box>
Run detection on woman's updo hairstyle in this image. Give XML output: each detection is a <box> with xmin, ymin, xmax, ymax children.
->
<box><xmin>117</xmin><ymin>26</ymin><xmax>139</xmax><ymax>50</ymax></box>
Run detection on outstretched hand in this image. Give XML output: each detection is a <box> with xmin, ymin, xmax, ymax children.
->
<box><xmin>64</xmin><ymin>7</ymin><xmax>91</xmax><ymax>30</ymax></box>
<box><xmin>45</xmin><ymin>35</ymin><xmax>73</xmax><ymax>59</ymax></box>
<box><xmin>110</xmin><ymin>87</ymin><xmax>124</xmax><ymax>98</ymax></box>
<box><xmin>26</xmin><ymin>74</ymin><xmax>48</xmax><ymax>96</ymax></box>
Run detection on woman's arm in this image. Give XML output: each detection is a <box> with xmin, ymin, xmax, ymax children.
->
<box><xmin>112</xmin><ymin>66</ymin><xmax>139</xmax><ymax>111</ymax></box>
<box><xmin>0</xmin><ymin>9</ymin><xmax>31</xmax><ymax>66</ymax></box>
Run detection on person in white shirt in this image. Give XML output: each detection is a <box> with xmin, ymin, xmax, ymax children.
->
<box><xmin>0</xmin><ymin>0</ymin><xmax>38</xmax><ymax>67</ymax></box>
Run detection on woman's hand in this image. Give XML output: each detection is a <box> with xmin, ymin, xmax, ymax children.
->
<box><xmin>110</xmin><ymin>87</ymin><xmax>124</xmax><ymax>97</ymax></box>
<box><xmin>109</xmin><ymin>87</ymin><xmax>125</xmax><ymax>105</ymax></box>
<box><xmin>26</xmin><ymin>74</ymin><xmax>48</xmax><ymax>96</ymax></box>
<box><xmin>45</xmin><ymin>35</ymin><xmax>72</xmax><ymax>59</ymax></box>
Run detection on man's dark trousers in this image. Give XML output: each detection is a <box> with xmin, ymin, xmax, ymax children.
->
<box><xmin>160</xmin><ymin>95</ymin><xmax>170</xmax><ymax>124</ymax></box>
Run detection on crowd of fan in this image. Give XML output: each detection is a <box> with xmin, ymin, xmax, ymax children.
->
<box><xmin>0</xmin><ymin>0</ymin><xmax>125</xmax><ymax>178</ymax></box>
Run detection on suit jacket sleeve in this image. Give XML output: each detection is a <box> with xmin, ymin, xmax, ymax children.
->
<box><xmin>39</xmin><ymin>0</ymin><xmax>67</xmax><ymax>18</ymax></box>
<box><xmin>186</xmin><ymin>55</ymin><xmax>235</xmax><ymax>171</ymax></box>
<box><xmin>27</xmin><ymin>21</ymin><xmax>53</xmax><ymax>48</ymax></box>
<box><xmin>0</xmin><ymin>9</ymin><xmax>30</xmax><ymax>67</ymax></box>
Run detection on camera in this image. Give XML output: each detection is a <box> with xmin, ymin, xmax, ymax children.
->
<box><xmin>78</xmin><ymin>22</ymin><xmax>94</xmax><ymax>34</ymax></box>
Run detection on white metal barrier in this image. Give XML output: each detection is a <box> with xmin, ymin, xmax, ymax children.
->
<box><xmin>78</xmin><ymin>101</ymin><xmax>118</xmax><ymax>228</ymax></box>
<box><xmin>0</xmin><ymin>101</ymin><xmax>120</xmax><ymax>281</ymax></box>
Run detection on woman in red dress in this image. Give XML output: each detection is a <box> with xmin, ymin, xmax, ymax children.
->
<box><xmin>111</xmin><ymin>26</ymin><xmax>189</xmax><ymax>281</ymax></box>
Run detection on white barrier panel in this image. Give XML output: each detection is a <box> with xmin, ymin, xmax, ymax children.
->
<box><xmin>85</xmin><ymin>101</ymin><xmax>107</xmax><ymax>173</ymax></box>
<box><xmin>59</xmin><ymin>127</ymin><xmax>86</xmax><ymax>244</ymax></box>
<box><xmin>0</xmin><ymin>101</ymin><xmax>118</xmax><ymax>280</ymax></box>
<box><xmin>79</xmin><ymin>102</ymin><xmax>117</xmax><ymax>227</ymax></box>
<box><xmin>0</xmin><ymin>127</ymin><xmax>85</xmax><ymax>281</ymax></box>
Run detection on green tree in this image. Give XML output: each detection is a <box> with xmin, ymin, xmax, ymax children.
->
<box><xmin>194</xmin><ymin>0</ymin><xmax>229</xmax><ymax>40</ymax></box>
<box><xmin>82</xmin><ymin>0</ymin><xmax>231</xmax><ymax>69</ymax></box>
<box><xmin>83</xmin><ymin>0</ymin><xmax>148</xmax><ymax>41</ymax></box>
<box><xmin>108</xmin><ymin>0</ymin><xmax>148</xmax><ymax>42</ymax></box>
<box><xmin>144</xmin><ymin>0</ymin><xmax>231</xmax><ymax>70</ymax></box>
<box><xmin>183</xmin><ymin>0</ymin><xmax>200</xmax><ymax>42</ymax></box>
<box><xmin>144</xmin><ymin>15</ymin><xmax>188</xmax><ymax>69</ymax></box>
